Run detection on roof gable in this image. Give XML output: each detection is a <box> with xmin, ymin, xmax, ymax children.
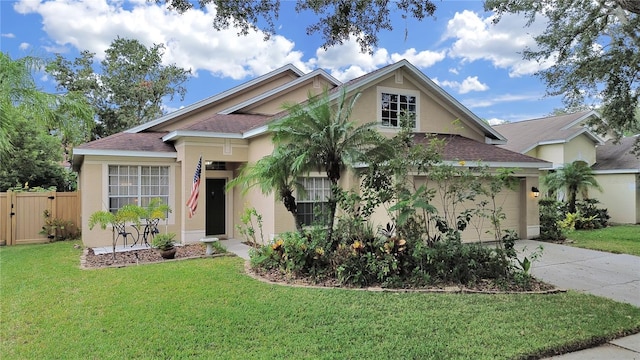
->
<box><xmin>330</xmin><ymin>60</ymin><xmax>506</xmax><ymax>143</ymax></box>
<box><xmin>494</xmin><ymin>111</ymin><xmax>605</xmax><ymax>153</ymax></box>
<box><xmin>126</xmin><ymin>64</ymin><xmax>308</xmax><ymax>134</ymax></box>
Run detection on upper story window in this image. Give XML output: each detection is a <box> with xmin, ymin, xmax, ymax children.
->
<box><xmin>380</xmin><ymin>88</ymin><xmax>418</xmax><ymax>128</ymax></box>
<box><xmin>108</xmin><ymin>165</ymin><xmax>169</xmax><ymax>213</ymax></box>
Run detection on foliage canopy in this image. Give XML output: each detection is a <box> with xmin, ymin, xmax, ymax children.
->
<box><xmin>0</xmin><ymin>52</ymin><xmax>94</xmax><ymax>162</ymax></box>
<box><xmin>46</xmin><ymin>37</ymin><xmax>191</xmax><ymax>138</ymax></box>
<box><xmin>485</xmin><ymin>0</ymin><xmax>640</xmax><ymax>153</ymax></box>
<box><xmin>156</xmin><ymin>0</ymin><xmax>437</xmax><ymax>53</ymax></box>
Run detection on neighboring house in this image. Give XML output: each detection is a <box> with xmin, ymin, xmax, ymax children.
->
<box><xmin>494</xmin><ymin>111</ymin><xmax>639</xmax><ymax>224</ymax></box>
<box><xmin>73</xmin><ymin>60</ymin><xmax>549</xmax><ymax>248</ymax></box>
<box><xmin>494</xmin><ymin>111</ymin><xmax>606</xmax><ymax>169</ymax></box>
<box><xmin>591</xmin><ymin>135</ymin><xmax>640</xmax><ymax>224</ymax></box>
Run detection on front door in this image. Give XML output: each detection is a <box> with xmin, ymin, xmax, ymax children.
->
<box><xmin>206</xmin><ymin>178</ymin><xmax>226</xmax><ymax>236</ymax></box>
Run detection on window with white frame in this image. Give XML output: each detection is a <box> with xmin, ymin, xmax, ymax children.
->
<box><xmin>297</xmin><ymin>177</ymin><xmax>331</xmax><ymax>226</ymax></box>
<box><xmin>380</xmin><ymin>90</ymin><xmax>418</xmax><ymax>128</ymax></box>
<box><xmin>108</xmin><ymin>165</ymin><xmax>169</xmax><ymax>212</ymax></box>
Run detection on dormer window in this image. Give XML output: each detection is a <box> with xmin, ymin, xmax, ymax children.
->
<box><xmin>379</xmin><ymin>87</ymin><xmax>418</xmax><ymax>129</ymax></box>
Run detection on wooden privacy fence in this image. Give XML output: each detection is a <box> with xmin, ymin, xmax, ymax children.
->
<box><xmin>0</xmin><ymin>191</ymin><xmax>80</xmax><ymax>246</ymax></box>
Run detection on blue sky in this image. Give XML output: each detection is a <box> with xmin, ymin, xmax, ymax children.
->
<box><xmin>1</xmin><ymin>0</ymin><xmax>564</xmax><ymax>124</ymax></box>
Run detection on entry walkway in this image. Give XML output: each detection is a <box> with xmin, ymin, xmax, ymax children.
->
<box><xmin>218</xmin><ymin>238</ymin><xmax>252</xmax><ymax>260</ymax></box>
<box><xmin>516</xmin><ymin>240</ymin><xmax>640</xmax><ymax>359</ymax></box>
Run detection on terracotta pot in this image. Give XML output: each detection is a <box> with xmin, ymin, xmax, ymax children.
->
<box><xmin>159</xmin><ymin>247</ymin><xmax>177</xmax><ymax>259</ymax></box>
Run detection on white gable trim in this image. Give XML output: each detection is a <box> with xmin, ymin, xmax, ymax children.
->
<box><xmin>126</xmin><ymin>64</ymin><xmax>306</xmax><ymax>134</ymax></box>
<box><xmin>337</xmin><ymin>60</ymin><xmax>506</xmax><ymax>142</ymax></box>
<box><xmin>560</xmin><ymin>110</ymin><xmax>601</xmax><ymax>130</ymax></box>
<box><xmin>73</xmin><ymin>148</ymin><xmax>177</xmax><ymax>158</ymax></box>
<box><xmin>218</xmin><ymin>69</ymin><xmax>341</xmax><ymax>114</ymax></box>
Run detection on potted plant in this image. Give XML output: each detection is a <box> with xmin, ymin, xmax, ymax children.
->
<box><xmin>152</xmin><ymin>232</ymin><xmax>177</xmax><ymax>259</ymax></box>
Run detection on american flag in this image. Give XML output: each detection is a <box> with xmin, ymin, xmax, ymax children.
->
<box><xmin>186</xmin><ymin>156</ymin><xmax>202</xmax><ymax>218</ymax></box>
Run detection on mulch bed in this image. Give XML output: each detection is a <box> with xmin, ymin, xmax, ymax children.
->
<box><xmin>248</xmin><ymin>266</ymin><xmax>560</xmax><ymax>294</ymax></box>
<box><xmin>81</xmin><ymin>244</ymin><xmax>209</xmax><ymax>269</ymax></box>
<box><xmin>81</xmin><ymin>244</ymin><xmax>560</xmax><ymax>294</ymax></box>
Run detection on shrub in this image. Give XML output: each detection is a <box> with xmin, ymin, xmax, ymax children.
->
<box><xmin>40</xmin><ymin>210</ymin><xmax>79</xmax><ymax>241</ymax></box>
<box><xmin>573</xmin><ymin>199</ymin><xmax>609</xmax><ymax>229</ymax></box>
<box><xmin>539</xmin><ymin>199</ymin><xmax>565</xmax><ymax>240</ymax></box>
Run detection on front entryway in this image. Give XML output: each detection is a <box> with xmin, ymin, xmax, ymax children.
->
<box><xmin>206</xmin><ymin>178</ymin><xmax>226</xmax><ymax>236</ymax></box>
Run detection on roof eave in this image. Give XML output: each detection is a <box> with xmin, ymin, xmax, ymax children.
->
<box><xmin>163</xmin><ymin>130</ymin><xmax>244</xmax><ymax>142</ymax></box>
<box><xmin>592</xmin><ymin>169</ymin><xmax>640</xmax><ymax>174</ymax></box>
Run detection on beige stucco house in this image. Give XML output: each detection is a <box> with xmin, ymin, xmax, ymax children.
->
<box><xmin>494</xmin><ymin>111</ymin><xmax>640</xmax><ymax>224</ymax></box>
<box><xmin>73</xmin><ymin>60</ymin><xmax>549</xmax><ymax>248</ymax></box>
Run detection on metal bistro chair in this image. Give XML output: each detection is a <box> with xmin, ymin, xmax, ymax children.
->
<box><xmin>113</xmin><ymin>221</ymin><xmax>136</xmax><ymax>247</ymax></box>
<box><xmin>131</xmin><ymin>218</ymin><xmax>160</xmax><ymax>247</ymax></box>
<box><xmin>141</xmin><ymin>218</ymin><xmax>161</xmax><ymax>247</ymax></box>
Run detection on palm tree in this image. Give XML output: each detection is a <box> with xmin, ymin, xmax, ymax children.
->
<box><xmin>269</xmin><ymin>88</ymin><xmax>388</xmax><ymax>247</ymax></box>
<box><xmin>543</xmin><ymin>161</ymin><xmax>603</xmax><ymax>213</ymax></box>
<box><xmin>227</xmin><ymin>146</ymin><xmax>304</xmax><ymax>231</ymax></box>
<box><xmin>0</xmin><ymin>52</ymin><xmax>93</xmax><ymax>161</ymax></box>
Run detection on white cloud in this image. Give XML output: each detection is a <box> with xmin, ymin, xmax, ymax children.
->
<box><xmin>13</xmin><ymin>0</ymin><xmax>311</xmax><ymax>80</ymax></box>
<box><xmin>390</xmin><ymin>48</ymin><xmax>445</xmax><ymax>68</ymax></box>
<box><xmin>443</xmin><ymin>10</ymin><xmax>552</xmax><ymax>77</ymax></box>
<box><xmin>19</xmin><ymin>42</ymin><xmax>31</xmax><ymax>50</ymax></box>
<box><xmin>459</xmin><ymin>76</ymin><xmax>489</xmax><ymax>94</ymax></box>
<box><xmin>314</xmin><ymin>39</ymin><xmax>445</xmax><ymax>82</ymax></box>
<box><xmin>2</xmin><ymin>33</ymin><xmax>16</xmax><ymax>38</ymax></box>
<box><xmin>432</xmin><ymin>76</ymin><xmax>488</xmax><ymax>94</ymax></box>
<box><xmin>486</xmin><ymin>118</ymin><xmax>508</xmax><ymax>125</ymax></box>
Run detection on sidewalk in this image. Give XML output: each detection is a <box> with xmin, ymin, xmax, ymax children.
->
<box><xmin>516</xmin><ymin>240</ymin><xmax>640</xmax><ymax>359</ymax></box>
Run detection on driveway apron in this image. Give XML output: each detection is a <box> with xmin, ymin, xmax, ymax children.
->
<box><xmin>516</xmin><ymin>240</ymin><xmax>640</xmax><ymax>307</ymax></box>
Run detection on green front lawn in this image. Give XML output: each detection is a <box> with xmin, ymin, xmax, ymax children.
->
<box><xmin>567</xmin><ymin>225</ymin><xmax>640</xmax><ymax>256</ymax></box>
<box><xmin>1</xmin><ymin>241</ymin><xmax>639</xmax><ymax>359</ymax></box>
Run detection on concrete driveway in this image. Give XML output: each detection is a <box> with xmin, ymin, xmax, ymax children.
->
<box><xmin>516</xmin><ymin>240</ymin><xmax>640</xmax><ymax>307</ymax></box>
<box><xmin>516</xmin><ymin>240</ymin><xmax>640</xmax><ymax>359</ymax></box>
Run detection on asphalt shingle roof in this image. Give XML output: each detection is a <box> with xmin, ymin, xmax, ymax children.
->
<box><xmin>415</xmin><ymin>134</ymin><xmax>548</xmax><ymax>164</ymax></box>
<box><xmin>493</xmin><ymin>111</ymin><xmax>594</xmax><ymax>153</ymax></box>
<box><xmin>76</xmin><ymin>132</ymin><xmax>174</xmax><ymax>152</ymax></box>
<box><xmin>592</xmin><ymin>135</ymin><xmax>640</xmax><ymax>171</ymax></box>
<box><xmin>184</xmin><ymin>113</ymin><xmax>271</xmax><ymax>133</ymax></box>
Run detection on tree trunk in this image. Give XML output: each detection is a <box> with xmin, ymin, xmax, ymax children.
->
<box><xmin>281</xmin><ymin>190</ymin><xmax>302</xmax><ymax>232</ymax></box>
<box><xmin>568</xmin><ymin>185</ymin><xmax>578</xmax><ymax>213</ymax></box>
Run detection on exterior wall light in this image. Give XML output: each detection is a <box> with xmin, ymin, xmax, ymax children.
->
<box><xmin>531</xmin><ymin>187</ymin><xmax>540</xmax><ymax>198</ymax></box>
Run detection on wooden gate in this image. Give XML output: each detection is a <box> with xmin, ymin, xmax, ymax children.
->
<box><xmin>0</xmin><ymin>191</ymin><xmax>80</xmax><ymax>246</ymax></box>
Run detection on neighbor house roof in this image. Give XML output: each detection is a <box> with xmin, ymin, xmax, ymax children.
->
<box><xmin>493</xmin><ymin>110</ymin><xmax>605</xmax><ymax>153</ymax></box>
<box><xmin>592</xmin><ymin>135</ymin><xmax>640</xmax><ymax>173</ymax></box>
<box><xmin>414</xmin><ymin>134</ymin><xmax>550</xmax><ymax>168</ymax></box>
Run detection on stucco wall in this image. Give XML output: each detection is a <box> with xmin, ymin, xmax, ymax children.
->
<box><xmin>592</xmin><ymin>173</ymin><xmax>639</xmax><ymax>224</ymax></box>
<box><xmin>368</xmin><ymin>171</ymin><xmax>541</xmax><ymax>242</ymax></box>
<box><xmin>348</xmin><ymin>71</ymin><xmax>486</xmax><ymax>143</ymax></box>
<box><xmin>564</xmin><ymin>134</ymin><xmax>597</xmax><ymax>166</ymax></box>
<box><xmin>536</xmin><ymin>143</ymin><xmax>564</xmax><ymax>167</ymax></box>
<box><xmin>80</xmin><ymin>155</ymin><xmax>181</xmax><ymax>248</ymax></box>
